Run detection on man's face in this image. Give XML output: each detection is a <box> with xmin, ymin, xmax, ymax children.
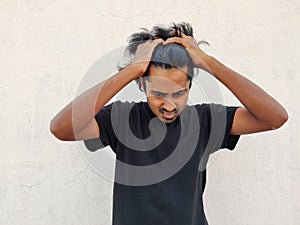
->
<box><xmin>143</xmin><ymin>65</ymin><xmax>190</xmax><ymax>123</ymax></box>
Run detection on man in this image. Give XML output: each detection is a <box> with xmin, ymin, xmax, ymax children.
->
<box><xmin>50</xmin><ymin>23</ymin><xmax>288</xmax><ymax>225</ymax></box>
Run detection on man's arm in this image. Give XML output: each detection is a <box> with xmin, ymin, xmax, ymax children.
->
<box><xmin>50</xmin><ymin>65</ymin><xmax>140</xmax><ymax>141</ymax></box>
<box><xmin>50</xmin><ymin>39</ymin><xmax>163</xmax><ymax>141</ymax></box>
<box><xmin>203</xmin><ymin>57</ymin><xmax>288</xmax><ymax>135</ymax></box>
<box><xmin>164</xmin><ymin>34</ymin><xmax>288</xmax><ymax>135</ymax></box>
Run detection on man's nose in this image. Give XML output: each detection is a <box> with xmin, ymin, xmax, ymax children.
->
<box><xmin>163</xmin><ymin>98</ymin><xmax>176</xmax><ymax>111</ymax></box>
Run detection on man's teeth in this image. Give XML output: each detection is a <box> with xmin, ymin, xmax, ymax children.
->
<box><xmin>162</xmin><ymin>111</ymin><xmax>176</xmax><ymax>118</ymax></box>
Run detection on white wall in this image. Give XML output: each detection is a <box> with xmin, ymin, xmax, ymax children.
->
<box><xmin>0</xmin><ymin>0</ymin><xmax>299</xmax><ymax>224</ymax></box>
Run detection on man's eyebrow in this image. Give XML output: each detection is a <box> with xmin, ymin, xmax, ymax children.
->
<box><xmin>149</xmin><ymin>88</ymin><xmax>188</xmax><ymax>94</ymax></box>
<box><xmin>150</xmin><ymin>89</ymin><xmax>167</xmax><ymax>94</ymax></box>
<box><xmin>172</xmin><ymin>88</ymin><xmax>188</xmax><ymax>94</ymax></box>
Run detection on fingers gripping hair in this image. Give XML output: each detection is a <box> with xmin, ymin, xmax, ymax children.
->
<box><xmin>152</xmin><ymin>22</ymin><xmax>194</xmax><ymax>40</ymax></box>
<box><xmin>118</xmin><ymin>22</ymin><xmax>195</xmax><ymax>71</ymax></box>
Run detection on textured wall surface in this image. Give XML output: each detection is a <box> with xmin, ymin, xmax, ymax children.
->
<box><xmin>0</xmin><ymin>0</ymin><xmax>299</xmax><ymax>224</ymax></box>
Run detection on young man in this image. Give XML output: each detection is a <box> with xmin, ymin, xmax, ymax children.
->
<box><xmin>50</xmin><ymin>23</ymin><xmax>288</xmax><ymax>225</ymax></box>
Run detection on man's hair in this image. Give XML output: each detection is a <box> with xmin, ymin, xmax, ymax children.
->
<box><xmin>118</xmin><ymin>22</ymin><xmax>207</xmax><ymax>90</ymax></box>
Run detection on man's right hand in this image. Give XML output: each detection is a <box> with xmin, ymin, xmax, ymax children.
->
<box><xmin>131</xmin><ymin>39</ymin><xmax>164</xmax><ymax>78</ymax></box>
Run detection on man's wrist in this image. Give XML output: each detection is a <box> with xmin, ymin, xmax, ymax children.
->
<box><xmin>126</xmin><ymin>63</ymin><xmax>146</xmax><ymax>79</ymax></box>
<box><xmin>194</xmin><ymin>52</ymin><xmax>216</xmax><ymax>75</ymax></box>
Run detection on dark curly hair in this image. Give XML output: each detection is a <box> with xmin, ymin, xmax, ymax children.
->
<box><xmin>118</xmin><ymin>22</ymin><xmax>207</xmax><ymax>90</ymax></box>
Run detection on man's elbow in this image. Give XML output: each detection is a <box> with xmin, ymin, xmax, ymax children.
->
<box><xmin>271</xmin><ymin>110</ymin><xmax>289</xmax><ymax>130</ymax></box>
<box><xmin>50</xmin><ymin>120</ymin><xmax>74</xmax><ymax>141</ymax></box>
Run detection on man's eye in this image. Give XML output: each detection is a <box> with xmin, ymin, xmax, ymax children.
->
<box><xmin>153</xmin><ymin>92</ymin><xmax>165</xmax><ymax>97</ymax></box>
<box><xmin>173</xmin><ymin>92</ymin><xmax>185</xmax><ymax>97</ymax></box>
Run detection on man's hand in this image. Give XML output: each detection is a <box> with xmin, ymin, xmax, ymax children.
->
<box><xmin>131</xmin><ymin>39</ymin><xmax>164</xmax><ymax>78</ymax></box>
<box><xmin>163</xmin><ymin>33</ymin><xmax>212</xmax><ymax>73</ymax></box>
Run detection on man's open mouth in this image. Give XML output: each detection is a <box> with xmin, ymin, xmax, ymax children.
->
<box><xmin>160</xmin><ymin>110</ymin><xmax>178</xmax><ymax>120</ymax></box>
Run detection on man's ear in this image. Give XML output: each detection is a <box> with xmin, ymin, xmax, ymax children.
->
<box><xmin>139</xmin><ymin>77</ymin><xmax>145</xmax><ymax>92</ymax></box>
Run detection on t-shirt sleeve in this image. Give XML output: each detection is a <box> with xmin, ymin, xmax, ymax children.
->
<box><xmin>221</xmin><ymin>106</ymin><xmax>240</xmax><ymax>150</ymax></box>
<box><xmin>202</xmin><ymin>104</ymin><xmax>240</xmax><ymax>152</ymax></box>
<box><xmin>83</xmin><ymin>102</ymin><xmax>117</xmax><ymax>152</ymax></box>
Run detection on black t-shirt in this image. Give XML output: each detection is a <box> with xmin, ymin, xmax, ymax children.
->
<box><xmin>84</xmin><ymin>101</ymin><xmax>240</xmax><ymax>225</ymax></box>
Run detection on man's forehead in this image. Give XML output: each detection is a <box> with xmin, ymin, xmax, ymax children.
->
<box><xmin>146</xmin><ymin>66</ymin><xmax>189</xmax><ymax>88</ymax></box>
<box><xmin>146</xmin><ymin>77</ymin><xmax>189</xmax><ymax>92</ymax></box>
<box><xmin>147</xmin><ymin>75</ymin><xmax>188</xmax><ymax>83</ymax></box>
<box><xmin>148</xmin><ymin>65</ymin><xmax>189</xmax><ymax>76</ymax></box>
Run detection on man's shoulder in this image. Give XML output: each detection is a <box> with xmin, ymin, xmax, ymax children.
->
<box><xmin>185</xmin><ymin>103</ymin><xmax>210</xmax><ymax>112</ymax></box>
<box><xmin>106</xmin><ymin>100</ymin><xmax>147</xmax><ymax>107</ymax></box>
<box><xmin>101</xmin><ymin>101</ymin><xmax>147</xmax><ymax>112</ymax></box>
<box><xmin>185</xmin><ymin>103</ymin><xmax>236</xmax><ymax>121</ymax></box>
<box><xmin>187</xmin><ymin>103</ymin><xmax>232</xmax><ymax>112</ymax></box>
<box><xmin>103</xmin><ymin>101</ymin><xmax>152</xmax><ymax>120</ymax></box>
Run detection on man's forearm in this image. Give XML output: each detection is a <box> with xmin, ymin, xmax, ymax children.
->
<box><xmin>204</xmin><ymin>56</ymin><xmax>288</xmax><ymax>128</ymax></box>
<box><xmin>50</xmin><ymin>65</ymin><xmax>141</xmax><ymax>140</ymax></box>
